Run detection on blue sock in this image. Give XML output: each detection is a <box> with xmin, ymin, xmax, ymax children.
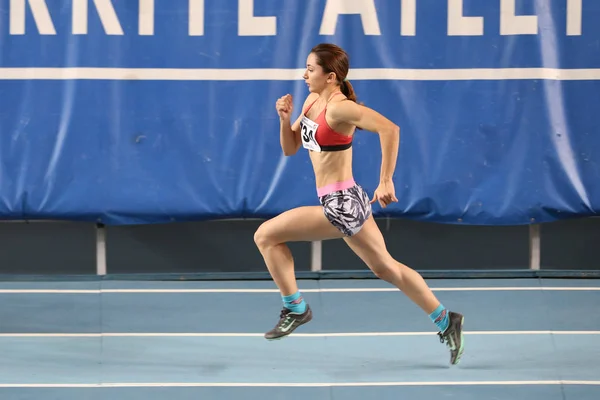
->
<box><xmin>282</xmin><ymin>291</ymin><xmax>307</xmax><ymax>314</ymax></box>
<box><xmin>429</xmin><ymin>304</ymin><xmax>449</xmax><ymax>333</ymax></box>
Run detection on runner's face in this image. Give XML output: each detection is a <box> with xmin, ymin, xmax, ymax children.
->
<box><xmin>303</xmin><ymin>53</ymin><xmax>332</xmax><ymax>93</ymax></box>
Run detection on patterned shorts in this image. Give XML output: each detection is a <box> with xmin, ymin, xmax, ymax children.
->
<box><xmin>319</xmin><ymin>184</ymin><xmax>372</xmax><ymax>237</ymax></box>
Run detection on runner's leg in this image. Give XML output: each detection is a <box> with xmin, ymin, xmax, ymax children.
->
<box><xmin>343</xmin><ymin>216</ymin><xmax>440</xmax><ymax>313</ymax></box>
<box><xmin>254</xmin><ymin>205</ymin><xmax>344</xmax><ymax>295</ymax></box>
<box><xmin>344</xmin><ymin>215</ymin><xmax>465</xmax><ymax>365</ymax></box>
<box><xmin>254</xmin><ymin>205</ymin><xmax>344</xmax><ymax>340</ymax></box>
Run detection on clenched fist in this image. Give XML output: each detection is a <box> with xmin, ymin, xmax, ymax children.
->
<box><xmin>275</xmin><ymin>94</ymin><xmax>293</xmax><ymax>121</ymax></box>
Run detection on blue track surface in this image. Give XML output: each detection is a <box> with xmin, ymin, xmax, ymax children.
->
<box><xmin>0</xmin><ymin>279</ymin><xmax>599</xmax><ymax>399</ymax></box>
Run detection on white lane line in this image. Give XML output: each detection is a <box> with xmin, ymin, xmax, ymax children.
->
<box><xmin>0</xmin><ymin>331</ymin><xmax>598</xmax><ymax>338</ymax></box>
<box><xmin>0</xmin><ymin>380</ymin><xmax>597</xmax><ymax>388</ymax></box>
<box><xmin>0</xmin><ymin>287</ymin><xmax>599</xmax><ymax>294</ymax></box>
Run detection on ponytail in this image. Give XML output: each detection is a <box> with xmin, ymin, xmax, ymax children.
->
<box><xmin>341</xmin><ymin>79</ymin><xmax>363</xmax><ymax>130</ymax></box>
<box><xmin>341</xmin><ymin>79</ymin><xmax>358</xmax><ymax>103</ymax></box>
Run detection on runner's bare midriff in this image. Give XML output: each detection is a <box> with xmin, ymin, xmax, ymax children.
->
<box><xmin>309</xmin><ymin>147</ymin><xmax>353</xmax><ymax>189</ymax></box>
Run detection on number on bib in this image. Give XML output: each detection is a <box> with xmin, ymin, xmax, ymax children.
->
<box><xmin>300</xmin><ymin>116</ymin><xmax>321</xmax><ymax>152</ymax></box>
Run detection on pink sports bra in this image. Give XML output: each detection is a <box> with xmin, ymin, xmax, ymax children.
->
<box><xmin>300</xmin><ymin>92</ymin><xmax>353</xmax><ymax>152</ymax></box>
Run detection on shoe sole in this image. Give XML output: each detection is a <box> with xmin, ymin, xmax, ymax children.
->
<box><xmin>451</xmin><ymin>316</ymin><xmax>465</xmax><ymax>365</ymax></box>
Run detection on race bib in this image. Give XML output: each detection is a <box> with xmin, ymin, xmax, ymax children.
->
<box><xmin>300</xmin><ymin>115</ymin><xmax>321</xmax><ymax>152</ymax></box>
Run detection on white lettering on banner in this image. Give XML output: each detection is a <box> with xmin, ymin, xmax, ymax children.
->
<box><xmin>9</xmin><ymin>0</ymin><xmax>56</xmax><ymax>35</ymax></box>
<box><xmin>139</xmin><ymin>0</ymin><xmax>154</xmax><ymax>36</ymax></box>
<box><xmin>189</xmin><ymin>0</ymin><xmax>204</xmax><ymax>36</ymax></box>
<box><xmin>400</xmin><ymin>0</ymin><xmax>416</xmax><ymax>36</ymax></box>
<box><xmin>3</xmin><ymin>0</ymin><xmax>586</xmax><ymax>37</ymax></box>
<box><xmin>72</xmin><ymin>0</ymin><xmax>123</xmax><ymax>35</ymax></box>
<box><xmin>239</xmin><ymin>0</ymin><xmax>276</xmax><ymax>36</ymax></box>
<box><xmin>320</xmin><ymin>0</ymin><xmax>381</xmax><ymax>35</ymax></box>
<box><xmin>500</xmin><ymin>0</ymin><xmax>537</xmax><ymax>35</ymax></box>
<box><xmin>567</xmin><ymin>0</ymin><xmax>582</xmax><ymax>36</ymax></box>
<box><xmin>448</xmin><ymin>0</ymin><xmax>484</xmax><ymax>36</ymax></box>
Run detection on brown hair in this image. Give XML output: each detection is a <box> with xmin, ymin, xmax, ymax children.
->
<box><xmin>310</xmin><ymin>43</ymin><xmax>357</xmax><ymax>103</ymax></box>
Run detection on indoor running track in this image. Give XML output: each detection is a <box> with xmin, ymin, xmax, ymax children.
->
<box><xmin>0</xmin><ymin>278</ymin><xmax>599</xmax><ymax>400</ymax></box>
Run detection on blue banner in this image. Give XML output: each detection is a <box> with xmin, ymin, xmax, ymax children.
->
<box><xmin>0</xmin><ymin>0</ymin><xmax>599</xmax><ymax>225</ymax></box>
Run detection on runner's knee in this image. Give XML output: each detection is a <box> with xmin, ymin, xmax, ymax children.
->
<box><xmin>370</xmin><ymin>261</ymin><xmax>396</xmax><ymax>282</ymax></box>
<box><xmin>366</xmin><ymin>255</ymin><xmax>403</xmax><ymax>283</ymax></box>
<box><xmin>254</xmin><ymin>220</ymin><xmax>279</xmax><ymax>249</ymax></box>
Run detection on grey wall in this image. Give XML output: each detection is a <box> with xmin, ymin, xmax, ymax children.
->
<box><xmin>105</xmin><ymin>220</ymin><xmax>312</xmax><ymax>274</ymax></box>
<box><xmin>540</xmin><ymin>218</ymin><xmax>600</xmax><ymax>270</ymax></box>
<box><xmin>322</xmin><ymin>218</ymin><xmax>530</xmax><ymax>271</ymax></box>
<box><xmin>0</xmin><ymin>222</ymin><xmax>97</xmax><ymax>275</ymax></box>
<box><xmin>0</xmin><ymin>217</ymin><xmax>598</xmax><ymax>277</ymax></box>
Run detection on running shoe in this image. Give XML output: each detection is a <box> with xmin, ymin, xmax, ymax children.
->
<box><xmin>264</xmin><ymin>305</ymin><xmax>313</xmax><ymax>340</ymax></box>
<box><xmin>438</xmin><ymin>311</ymin><xmax>465</xmax><ymax>365</ymax></box>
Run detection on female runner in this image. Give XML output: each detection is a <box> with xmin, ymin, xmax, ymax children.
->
<box><xmin>254</xmin><ymin>43</ymin><xmax>465</xmax><ymax>365</ymax></box>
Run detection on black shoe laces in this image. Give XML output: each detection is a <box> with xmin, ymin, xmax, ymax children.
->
<box><xmin>438</xmin><ymin>332</ymin><xmax>445</xmax><ymax>344</ymax></box>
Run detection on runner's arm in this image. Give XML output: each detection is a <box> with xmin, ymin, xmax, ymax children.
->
<box><xmin>328</xmin><ymin>101</ymin><xmax>400</xmax><ymax>182</ymax></box>
<box><xmin>280</xmin><ymin>113</ymin><xmax>303</xmax><ymax>156</ymax></box>
<box><xmin>280</xmin><ymin>94</ymin><xmax>317</xmax><ymax>156</ymax></box>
